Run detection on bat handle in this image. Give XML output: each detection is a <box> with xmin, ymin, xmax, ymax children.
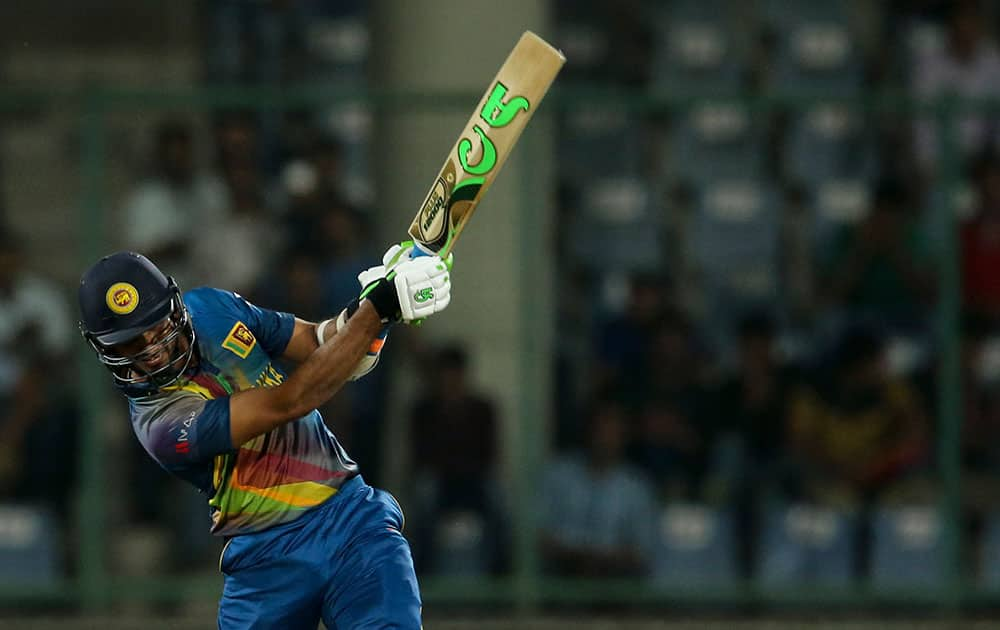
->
<box><xmin>411</xmin><ymin>241</ymin><xmax>437</xmax><ymax>258</ymax></box>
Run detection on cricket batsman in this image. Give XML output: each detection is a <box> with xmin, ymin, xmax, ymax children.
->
<box><xmin>77</xmin><ymin>245</ymin><xmax>450</xmax><ymax>628</ymax></box>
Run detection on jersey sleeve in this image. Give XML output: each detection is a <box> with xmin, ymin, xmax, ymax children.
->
<box><xmin>131</xmin><ymin>394</ymin><xmax>233</xmax><ymax>469</ymax></box>
<box><xmin>198</xmin><ymin>288</ymin><xmax>296</xmax><ymax>357</ymax></box>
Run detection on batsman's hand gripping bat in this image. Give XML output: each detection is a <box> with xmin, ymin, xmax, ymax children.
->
<box><xmin>408</xmin><ymin>31</ymin><xmax>565</xmax><ymax>258</ymax></box>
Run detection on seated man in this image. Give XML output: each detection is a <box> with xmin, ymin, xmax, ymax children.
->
<box><xmin>788</xmin><ymin>326</ymin><xmax>929</xmax><ymax>506</ymax></box>
<box><xmin>538</xmin><ymin>399</ymin><xmax>657</xmax><ymax>577</ymax></box>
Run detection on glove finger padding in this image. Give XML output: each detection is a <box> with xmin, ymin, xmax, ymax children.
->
<box><xmin>357</xmin><ymin>264</ymin><xmax>387</xmax><ymax>289</ymax></box>
<box><xmin>382</xmin><ymin>241</ymin><xmax>415</xmax><ymax>271</ymax></box>
<box><xmin>393</xmin><ymin>256</ymin><xmax>451</xmax><ymax>322</ymax></box>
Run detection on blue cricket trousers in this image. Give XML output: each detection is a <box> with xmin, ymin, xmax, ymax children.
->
<box><xmin>217</xmin><ymin>475</ymin><xmax>422</xmax><ymax>629</ymax></box>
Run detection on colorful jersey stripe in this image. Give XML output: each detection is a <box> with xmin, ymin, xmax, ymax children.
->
<box><xmin>128</xmin><ymin>287</ymin><xmax>359</xmax><ymax>536</ymax></box>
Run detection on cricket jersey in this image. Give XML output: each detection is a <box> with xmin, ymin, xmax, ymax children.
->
<box><xmin>128</xmin><ymin>287</ymin><xmax>359</xmax><ymax>536</ymax></box>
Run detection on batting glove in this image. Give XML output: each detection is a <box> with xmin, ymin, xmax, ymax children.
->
<box><xmin>392</xmin><ymin>255</ymin><xmax>451</xmax><ymax>322</ymax></box>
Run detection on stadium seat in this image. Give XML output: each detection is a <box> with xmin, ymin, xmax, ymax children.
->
<box><xmin>667</xmin><ymin>103</ymin><xmax>765</xmax><ymax>186</ymax></box>
<box><xmin>302</xmin><ymin>0</ymin><xmax>369</xmax><ymax>86</ymax></box>
<box><xmin>568</xmin><ymin>176</ymin><xmax>664</xmax><ymax>272</ymax></box>
<box><xmin>320</xmin><ymin>103</ymin><xmax>373</xmax><ymax>205</ymax></box>
<box><xmin>559</xmin><ymin>109</ymin><xmax>646</xmax><ymax>179</ymax></box>
<box><xmin>761</xmin><ymin>0</ymin><xmax>862</xmax><ymax>94</ymax></box>
<box><xmin>555</xmin><ymin>21</ymin><xmax>607</xmax><ymax>83</ymax></box>
<box><xmin>979</xmin><ymin>512</ymin><xmax>1000</xmax><ymax>587</ymax></box>
<box><xmin>686</xmin><ymin>179</ymin><xmax>782</xmax><ymax>352</ymax></box>
<box><xmin>809</xmin><ymin>178</ymin><xmax>870</xmax><ymax>258</ymax></box>
<box><xmin>761</xmin><ymin>0</ymin><xmax>854</xmax><ymax>28</ymax></box>
<box><xmin>870</xmin><ymin>506</ymin><xmax>945</xmax><ymax>588</ymax></box>
<box><xmin>429</xmin><ymin>510</ymin><xmax>490</xmax><ymax>577</ymax></box>
<box><xmin>920</xmin><ymin>181</ymin><xmax>975</xmax><ymax>258</ymax></box>
<box><xmin>784</xmin><ymin>105</ymin><xmax>876</xmax><ymax>187</ymax></box>
<box><xmin>0</xmin><ymin>504</ymin><xmax>62</xmax><ymax>586</ymax></box>
<box><xmin>756</xmin><ymin>503</ymin><xmax>857</xmax><ymax>586</ymax></box>
<box><xmin>648</xmin><ymin>1</ymin><xmax>753</xmax><ymax>96</ymax></box>
<box><xmin>651</xmin><ymin>504</ymin><xmax>738</xmax><ymax>586</ymax></box>
<box><xmin>689</xmin><ymin>180</ymin><xmax>780</xmax><ymax>299</ymax></box>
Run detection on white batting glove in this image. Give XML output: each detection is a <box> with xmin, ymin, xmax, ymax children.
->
<box><xmin>356</xmin><ymin>240</ymin><xmax>422</xmax><ymax>289</ymax></box>
<box><xmin>383</xmin><ymin>241</ymin><xmax>416</xmax><ymax>270</ymax></box>
<box><xmin>357</xmin><ymin>264</ymin><xmax>386</xmax><ymax>289</ymax></box>
<box><xmin>392</xmin><ymin>255</ymin><xmax>451</xmax><ymax>322</ymax></box>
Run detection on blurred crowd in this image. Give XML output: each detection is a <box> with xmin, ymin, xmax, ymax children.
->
<box><xmin>540</xmin><ymin>0</ymin><xmax>1000</xmax><ymax>583</ymax></box>
<box><xmin>4</xmin><ymin>0</ymin><xmax>1000</xmax><ymax>590</ymax></box>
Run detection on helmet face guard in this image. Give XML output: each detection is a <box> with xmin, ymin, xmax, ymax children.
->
<box><xmin>78</xmin><ymin>252</ymin><xmax>197</xmax><ymax>398</ymax></box>
<box><xmin>82</xmin><ymin>286</ymin><xmax>196</xmax><ymax>397</ymax></box>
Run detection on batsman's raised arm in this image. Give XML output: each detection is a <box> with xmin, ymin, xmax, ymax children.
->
<box><xmin>228</xmin><ymin>300</ymin><xmax>384</xmax><ymax>446</ymax></box>
<box><xmin>229</xmin><ymin>250</ymin><xmax>452</xmax><ymax>446</ymax></box>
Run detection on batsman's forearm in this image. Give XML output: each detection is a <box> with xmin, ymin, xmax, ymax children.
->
<box><xmin>228</xmin><ymin>301</ymin><xmax>383</xmax><ymax>446</ymax></box>
<box><xmin>282</xmin><ymin>301</ymin><xmax>383</xmax><ymax>415</ymax></box>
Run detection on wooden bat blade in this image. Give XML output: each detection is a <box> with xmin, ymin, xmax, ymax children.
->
<box><xmin>408</xmin><ymin>31</ymin><xmax>565</xmax><ymax>257</ymax></box>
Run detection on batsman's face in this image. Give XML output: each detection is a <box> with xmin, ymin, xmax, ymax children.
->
<box><xmin>113</xmin><ymin>318</ymin><xmax>188</xmax><ymax>374</ymax></box>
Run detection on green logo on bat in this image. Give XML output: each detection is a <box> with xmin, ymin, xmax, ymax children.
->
<box><xmin>413</xmin><ymin>287</ymin><xmax>434</xmax><ymax>303</ymax></box>
<box><xmin>457</xmin><ymin>81</ymin><xmax>531</xmax><ymax>176</ymax></box>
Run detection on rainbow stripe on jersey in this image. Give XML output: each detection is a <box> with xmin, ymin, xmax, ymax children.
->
<box><xmin>128</xmin><ymin>288</ymin><xmax>358</xmax><ymax>536</ymax></box>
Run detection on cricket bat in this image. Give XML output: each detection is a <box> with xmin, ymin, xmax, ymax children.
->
<box><xmin>408</xmin><ymin>31</ymin><xmax>565</xmax><ymax>257</ymax></box>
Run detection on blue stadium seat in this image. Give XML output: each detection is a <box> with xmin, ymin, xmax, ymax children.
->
<box><xmin>689</xmin><ymin>180</ymin><xmax>780</xmax><ymax>299</ymax></box>
<box><xmin>667</xmin><ymin>103</ymin><xmax>765</xmax><ymax>186</ymax></box>
<box><xmin>761</xmin><ymin>0</ymin><xmax>863</xmax><ymax>94</ymax></box>
<box><xmin>559</xmin><ymin>109</ymin><xmax>645</xmax><ymax>179</ymax></box>
<box><xmin>0</xmin><ymin>505</ymin><xmax>62</xmax><ymax>586</ymax></box>
<box><xmin>979</xmin><ymin>512</ymin><xmax>1000</xmax><ymax>587</ymax></box>
<box><xmin>784</xmin><ymin>105</ymin><xmax>876</xmax><ymax>187</ymax></box>
<box><xmin>648</xmin><ymin>1</ymin><xmax>754</xmax><ymax>96</ymax></box>
<box><xmin>687</xmin><ymin>180</ymin><xmax>782</xmax><ymax>352</ymax></box>
<box><xmin>568</xmin><ymin>176</ymin><xmax>664</xmax><ymax>272</ymax></box>
<box><xmin>809</xmin><ymin>179</ymin><xmax>871</xmax><ymax>259</ymax></box>
<box><xmin>756</xmin><ymin>504</ymin><xmax>857</xmax><ymax>586</ymax></box>
<box><xmin>761</xmin><ymin>0</ymin><xmax>854</xmax><ymax>30</ymax></box>
<box><xmin>555</xmin><ymin>21</ymin><xmax>607</xmax><ymax>83</ymax></box>
<box><xmin>319</xmin><ymin>103</ymin><xmax>373</xmax><ymax>204</ymax></box>
<box><xmin>301</xmin><ymin>0</ymin><xmax>369</xmax><ymax>86</ymax></box>
<box><xmin>429</xmin><ymin>510</ymin><xmax>490</xmax><ymax>577</ymax></box>
<box><xmin>920</xmin><ymin>181</ymin><xmax>975</xmax><ymax>259</ymax></box>
<box><xmin>870</xmin><ymin>506</ymin><xmax>945</xmax><ymax>588</ymax></box>
<box><xmin>652</xmin><ymin>504</ymin><xmax>737</xmax><ymax>586</ymax></box>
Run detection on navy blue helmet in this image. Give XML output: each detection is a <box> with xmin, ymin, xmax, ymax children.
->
<box><xmin>78</xmin><ymin>251</ymin><xmax>195</xmax><ymax>397</ymax></box>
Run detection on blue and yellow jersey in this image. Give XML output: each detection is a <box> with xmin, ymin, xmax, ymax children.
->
<box><xmin>128</xmin><ymin>288</ymin><xmax>358</xmax><ymax>536</ymax></box>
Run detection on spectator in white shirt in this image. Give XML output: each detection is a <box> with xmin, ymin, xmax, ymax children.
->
<box><xmin>121</xmin><ymin>120</ymin><xmax>227</xmax><ymax>289</ymax></box>
<box><xmin>539</xmin><ymin>399</ymin><xmax>658</xmax><ymax>577</ymax></box>
<box><xmin>912</xmin><ymin>0</ymin><xmax>1000</xmax><ymax>171</ymax></box>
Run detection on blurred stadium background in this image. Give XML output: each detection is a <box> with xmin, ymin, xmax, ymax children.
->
<box><xmin>3</xmin><ymin>0</ymin><xmax>1000</xmax><ymax>627</ymax></box>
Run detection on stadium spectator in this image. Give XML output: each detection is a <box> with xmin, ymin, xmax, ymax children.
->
<box><xmin>318</xmin><ymin>203</ymin><xmax>377</xmax><ymax>314</ymax></box>
<box><xmin>962</xmin><ymin>150</ymin><xmax>1000</xmax><ymax>322</ymax></box>
<box><xmin>279</xmin><ymin>135</ymin><xmax>351</xmax><ymax>248</ymax></box>
<box><xmin>408</xmin><ymin>344</ymin><xmax>505</xmax><ymax>574</ymax></box>
<box><xmin>711</xmin><ymin>313</ymin><xmax>796</xmax><ymax>495</ymax></box>
<box><xmin>787</xmin><ymin>326</ymin><xmax>930</xmax><ymax>506</ymax></box>
<box><xmin>821</xmin><ymin>179</ymin><xmax>935</xmax><ymax>333</ymax></box>
<box><xmin>193</xmin><ymin>140</ymin><xmax>282</xmax><ymax>295</ymax></box>
<box><xmin>629</xmin><ymin>397</ymin><xmax>703</xmax><ymax>500</ymax></box>
<box><xmin>252</xmin><ymin>247</ymin><xmax>327</xmax><ymax>321</ymax></box>
<box><xmin>636</xmin><ymin>308</ymin><xmax>711</xmax><ymax>425</ymax></box>
<box><xmin>709</xmin><ymin>313</ymin><xmax>796</xmax><ymax>575</ymax></box>
<box><xmin>539</xmin><ymin>399</ymin><xmax>657</xmax><ymax>577</ymax></box>
<box><xmin>590</xmin><ymin>273</ymin><xmax>670</xmax><ymax>403</ymax></box>
<box><xmin>960</xmin><ymin>313</ymin><xmax>1000</xmax><ymax>475</ymax></box>
<box><xmin>121</xmin><ymin>119</ymin><xmax>228</xmax><ymax>289</ymax></box>
<box><xmin>0</xmin><ymin>234</ymin><xmax>77</xmax><ymax>517</ymax></box>
<box><xmin>912</xmin><ymin>0</ymin><xmax>1000</xmax><ymax>171</ymax></box>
